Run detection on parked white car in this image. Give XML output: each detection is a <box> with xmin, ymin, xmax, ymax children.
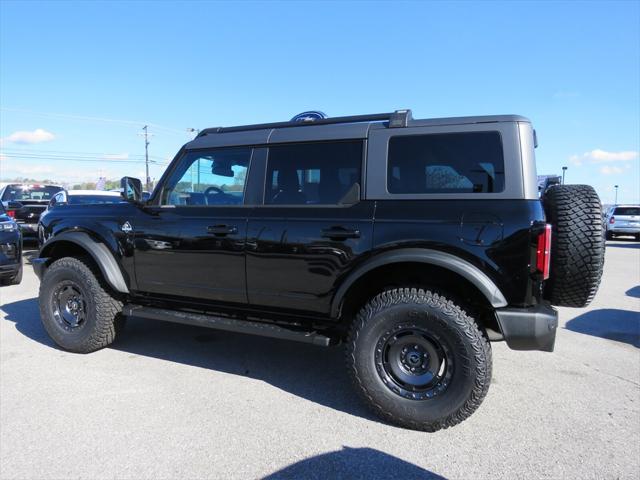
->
<box><xmin>605</xmin><ymin>205</ymin><xmax>640</xmax><ymax>240</ymax></box>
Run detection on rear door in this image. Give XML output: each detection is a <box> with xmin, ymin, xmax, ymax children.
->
<box><xmin>246</xmin><ymin>139</ymin><xmax>374</xmax><ymax>316</ymax></box>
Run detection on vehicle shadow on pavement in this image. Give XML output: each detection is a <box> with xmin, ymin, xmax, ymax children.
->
<box><xmin>262</xmin><ymin>446</ymin><xmax>445</xmax><ymax>480</ymax></box>
<box><xmin>0</xmin><ymin>298</ymin><xmax>57</xmax><ymax>347</ymax></box>
<box><xmin>565</xmin><ymin>309</ymin><xmax>640</xmax><ymax>348</ymax></box>
<box><xmin>626</xmin><ymin>286</ymin><xmax>640</xmax><ymax>298</ymax></box>
<box><xmin>0</xmin><ymin>297</ymin><xmax>380</xmax><ymax>423</ymax></box>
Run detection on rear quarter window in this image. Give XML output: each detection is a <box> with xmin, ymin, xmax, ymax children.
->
<box><xmin>387</xmin><ymin>131</ymin><xmax>505</xmax><ymax>194</ymax></box>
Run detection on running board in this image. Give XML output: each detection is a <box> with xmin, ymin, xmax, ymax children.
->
<box><xmin>122</xmin><ymin>305</ymin><xmax>332</xmax><ymax>347</ymax></box>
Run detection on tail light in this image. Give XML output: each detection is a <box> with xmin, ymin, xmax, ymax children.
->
<box><xmin>609</xmin><ymin>216</ymin><xmax>615</xmax><ymax>224</ymax></box>
<box><xmin>536</xmin><ymin>224</ymin><xmax>552</xmax><ymax>280</ymax></box>
<box><xmin>6</xmin><ymin>210</ymin><xmax>15</xmax><ymax>218</ymax></box>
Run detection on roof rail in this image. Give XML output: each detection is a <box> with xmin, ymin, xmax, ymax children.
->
<box><xmin>197</xmin><ymin>109</ymin><xmax>413</xmax><ymax>137</ymax></box>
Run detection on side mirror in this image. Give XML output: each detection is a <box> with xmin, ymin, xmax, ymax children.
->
<box><xmin>120</xmin><ymin>177</ymin><xmax>143</xmax><ymax>202</ymax></box>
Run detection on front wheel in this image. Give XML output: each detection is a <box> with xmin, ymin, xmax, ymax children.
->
<box><xmin>346</xmin><ymin>288</ymin><xmax>492</xmax><ymax>432</ymax></box>
<box><xmin>39</xmin><ymin>257</ymin><xmax>123</xmax><ymax>353</ymax></box>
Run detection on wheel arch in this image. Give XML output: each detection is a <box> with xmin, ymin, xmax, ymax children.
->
<box><xmin>38</xmin><ymin>232</ymin><xmax>129</xmax><ymax>294</ymax></box>
<box><xmin>331</xmin><ymin>248</ymin><xmax>508</xmax><ymax>319</ymax></box>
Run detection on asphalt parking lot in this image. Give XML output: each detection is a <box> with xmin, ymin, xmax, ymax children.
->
<box><xmin>0</xmin><ymin>241</ymin><xmax>638</xmax><ymax>480</ymax></box>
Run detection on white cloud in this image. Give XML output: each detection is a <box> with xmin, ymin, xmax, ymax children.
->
<box><xmin>102</xmin><ymin>152</ymin><xmax>129</xmax><ymax>160</ymax></box>
<box><xmin>600</xmin><ymin>166</ymin><xmax>624</xmax><ymax>175</ymax></box>
<box><xmin>587</xmin><ymin>149</ymin><xmax>638</xmax><ymax>163</ymax></box>
<box><xmin>1</xmin><ymin>128</ymin><xmax>56</xmax><ymax>145</ymax></box>
<box><xmin>569</xmin><ymin>149</ymin><xmax>638</xmax><ymax>166</ymax></box>
<box><xmin>569</xmin><ymin>154</ymin><xmax>583</xmax><ymax>166</ymax></box>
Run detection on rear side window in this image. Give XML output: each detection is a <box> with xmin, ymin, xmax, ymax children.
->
<box><xmin>387</xmin><ymin>132</ymin><xmax>505</xmax><ymax>194</ymax></box>
<box><xmin>613</xmin><ymin>207</ymin><xmax>640</xmax><ymax>216</ymax></box>
<box><xmin>2</xmin><ymin>185</ymin><xmax>62</xmax><ymax>201</ymax></box>
<box><xmin>265</xmin><ymin>141</ymin><xmax>362</xmax><ymax>205</ymax></box>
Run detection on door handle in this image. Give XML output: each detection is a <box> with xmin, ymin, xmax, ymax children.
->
<box><xmin>207</xmin><ymin>225</ymin><xmax>238</xmax><ymax>236</ymax></box>
<box><xmin>321</xmin><ymin>227</ymin><xmax>360</xmax><ymax>240</ymax></box>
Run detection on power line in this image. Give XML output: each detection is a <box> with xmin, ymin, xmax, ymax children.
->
<box><xmin>0</xmin><ymin>153</ymin><xmax>163</xmax><ymax>164</ymax></box>
<box><xmin>0</xmin><ymin>148</ymin><xmax>166</xmax><ymax>161</ymax></box>
<box><xmin>0</xmin><ymin>107</ymin><xmax>187</xmax><ymax>136</ymax></box>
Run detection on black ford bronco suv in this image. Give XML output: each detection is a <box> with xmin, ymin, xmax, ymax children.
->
<box><xmin>34</xmin><ymin>110</ymin><xmax>605</xmax><ymax>431</ymax></box>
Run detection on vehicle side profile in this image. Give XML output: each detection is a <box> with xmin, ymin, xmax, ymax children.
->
<box><xmin>0</xmin><ymin>201</ymin><xmax>23</xmax><ymax>286</ymax></box>
<box><xmin>33</xmin><ymin>110</ymin><xmax>605</xmax><ymax>431</ymax></box>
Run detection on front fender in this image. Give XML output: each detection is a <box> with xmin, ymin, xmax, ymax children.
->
<box><xmin>37</xmin><ymin>231</ymin><xmax>130</xmax><ymax>294</ymax></box>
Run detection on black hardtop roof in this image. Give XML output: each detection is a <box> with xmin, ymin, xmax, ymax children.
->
<box><xmin>195</xmin><ymin>110</ymin><xmax>530</xmax><ymax>138</ymax></box>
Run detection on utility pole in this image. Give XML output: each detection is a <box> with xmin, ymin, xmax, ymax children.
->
<box><xmin>614</xmin><ymin>185</ymin><xmax>619</xmax><ymax>204</ymax></box>
<box><xmin>562</xmin><ymin>166</ymin><xmax>567</xmax><ymax>184</ymax></box>
<box><xmin>142</xmin><ymin>125</ymin><xmax>150</xmax><ymax>191</ymax></box>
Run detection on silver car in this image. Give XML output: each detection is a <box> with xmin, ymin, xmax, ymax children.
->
<box><xmin>605</xmin><ymin>205</ymin><xmax>640</xmax><ymax>240</ymax></box>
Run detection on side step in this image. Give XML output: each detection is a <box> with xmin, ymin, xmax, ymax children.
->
<box><xmin>122</xmin><ymin>305</ymin><xmax>332</xmax><ymax>347</ymax></box>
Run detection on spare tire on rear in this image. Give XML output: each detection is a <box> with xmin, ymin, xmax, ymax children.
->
<box><xmin>542</xmin><ymin>185</ymin><xmax>605</xmax><ymax>307</ymax></box>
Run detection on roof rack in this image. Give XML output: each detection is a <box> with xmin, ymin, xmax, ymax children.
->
<box><xmin>197</xmin><ymin>109</ymin><xmax>413</xmax><ymax>137</ymax></box>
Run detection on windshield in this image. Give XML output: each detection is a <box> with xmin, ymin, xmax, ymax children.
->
<box><xmin>68</xmin><ymin>195</ymin><xmax>125</xmax><ymax>205</ymax></box>
<box><xmin>613</xmin><ymin>207</ymin><xmax>640</xmax><ymax>216</ymax></box>
<box><xmin>2</xmin><ymin>185</ymin><xmax>62</xmax><ymax>201</ymax></box>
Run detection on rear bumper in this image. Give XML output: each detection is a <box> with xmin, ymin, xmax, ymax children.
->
<box><xmin>608</xmin><ymin>227</ymin><xmax>640</xmax><ymax>234</ymax></box>
<box><xmin>16</xmin><ymin>222</ymin><xmax>39</xmax><ymax>237</ymax></box>
<box><xmin>495</xmin><ymin>303</ymin><xmax>558</xmax><ymax>352</ymax></box>
<box><xmin>0</xmin><ymin>262</ymin><xmax>20</xmax><ymax>277</ymax></box>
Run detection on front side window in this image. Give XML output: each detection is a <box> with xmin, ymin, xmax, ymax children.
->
<box><xmin>265</xmin><ymin>141</ymin><xmax>362</xmax><ymax>205</ymax></box>
<box><xmin>162</xmin><ymin>148</ymin><xmax>251</xmax><ymax>206</ymax></box>
<box><xmin>387</xmin><ymin>132</ymin><xmax>505</xmax><ymax>194</ymax></box>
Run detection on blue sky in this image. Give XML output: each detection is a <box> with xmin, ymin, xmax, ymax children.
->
<box><xmin>1</xmin><ymin>0</ymin><xmax>638</xmax><ymax>203</ymax></box>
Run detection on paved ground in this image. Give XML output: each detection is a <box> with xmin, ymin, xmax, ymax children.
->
<box><xmin>0</xmin><ymin>240</ymin><xmax>638</xmax><ymax>480</ymax></box>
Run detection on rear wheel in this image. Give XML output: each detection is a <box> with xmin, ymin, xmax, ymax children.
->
<box><xmin>346</xmin><ymin>288</ymin><xmax>491</xmax><ymax>432</ymax></box>
<box><xmin>39</xmin><ymin>257</ymin><xmax>123</xmax><ymax>353</ymax></box>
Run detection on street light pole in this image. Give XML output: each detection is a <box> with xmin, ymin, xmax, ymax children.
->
<box><xmin>614</xmin><ymin>185</ymin><xmax>619</xmax><ymax>204</ymax></box>
<box><xmin>562</xmin><ymin>166</ymin><xmax>567</xmax><ymax>184</ymax></box>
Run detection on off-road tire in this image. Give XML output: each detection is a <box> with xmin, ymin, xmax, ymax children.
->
<box><xmin>39</xmin><ymin>257</ymin><xmax>123</xmax><ymax>353</ymax></box>
<box><xmin>346</xmin><ymin>288</ymin><xmax>492</xmax><ymax>432</ymax></box>
<box><xmin>543</xmin><ymin>185</ymin><xmax>605</xmax><ymax>308</ymax></box>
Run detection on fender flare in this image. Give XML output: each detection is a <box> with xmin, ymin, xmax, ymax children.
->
<box><xmin>39</xmin><ymin>231</ymin><xmax>129</xmax><ymax>294</ymax></box>
<box><xmin>331</xmin><ymin>248</ymin><xmax>508</xmax><ymax>317</ymax></box>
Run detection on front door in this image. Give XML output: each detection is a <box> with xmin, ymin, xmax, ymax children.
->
<box><xmin>246</xmin><ymin>140</ymin><xmax>374</xmax><ymax>316</ymax></box>
<box><xmin>133</xmin><ymin>147</ymin><xmax>252</xmax><ymax>304</ymax></box>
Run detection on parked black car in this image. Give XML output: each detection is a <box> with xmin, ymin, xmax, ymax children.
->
<box><xmin>0</xmin><ymin>184</ymin><xmax>63</xmax><ymax>238</ymax></box>
<box><xmin>33</xmin><ymin>110</ymin><xmax>605</xmax><ymax>431</ymax></box>
<box><xmin>0</xmin><ymin>201</ymin><xmax>23</xmax><ymax>286</ymax></box>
